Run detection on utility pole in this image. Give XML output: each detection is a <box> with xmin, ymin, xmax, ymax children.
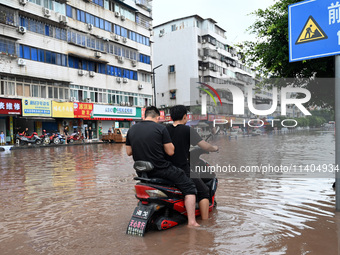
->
<box><xmin>152</xmin><ymin>64</ymin><xmax>163</xmax><ymax>107</ymax></box>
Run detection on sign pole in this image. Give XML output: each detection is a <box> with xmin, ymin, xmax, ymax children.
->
<box><xmin>335</xmin><ymin>55</ymin><xmax>340</xmax><ymax>211</ymax></box>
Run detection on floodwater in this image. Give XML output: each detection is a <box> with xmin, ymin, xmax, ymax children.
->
<box><xmin>0</xmin><ymin>131</ymin><xmax>339</xmax><ymax>255</ymax></box>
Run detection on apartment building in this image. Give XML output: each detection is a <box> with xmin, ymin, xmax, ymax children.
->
<box><xmin>153</xmin><ymin>15</ymin><xmax>256</xmax><ymax>119</ymax></box>
<box><xmin>0</xmin><ymin>0</ymin><xmax>152</xmax><ymax>142</ymax></box>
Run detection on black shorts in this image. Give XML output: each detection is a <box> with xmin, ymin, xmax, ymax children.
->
<box><xmin>191</xmin><ymin>178</ymin><xmax>210</xmax><ymax>202</ymax></box>
<box><xmin>148</xmin><ymin>165</ymin><xmax>197</xmax><ymax>196</ymax></box>
<box><xmin>183</xmin><ymin>165</ymin><xmax>210</xmax><ymax>202</ymax></box>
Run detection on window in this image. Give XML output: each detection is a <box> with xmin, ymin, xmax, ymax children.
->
<box><xmin>41</xmin><ymin>86</ymin><xmax>46</xmax><ymax>98</ymax></box>
<box><xmin>170</xmin><ymin>90</ymin><xmax>176</xmax><ymax>99</ymax></box>
<box><xmin>66</xmin><ymin>5</ymin><xmax>73</xmax><ymax>18</ymax></box>
<box><xmin>169</xmin><ymin>65</ymin><xmax>175</xmax><ymax>73</ymax></box>
<box><xmin>32</xmin><ymin>84</ymin><xmax>39</xmax><ymax>97</ymax></box>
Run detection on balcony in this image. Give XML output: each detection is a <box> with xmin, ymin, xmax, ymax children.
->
<box><xmin>135</xmin><ymin>0</ymin><xmax>152</xmax><ymax>11</ymax></box>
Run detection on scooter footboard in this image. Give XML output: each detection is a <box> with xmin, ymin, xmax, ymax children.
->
<box><xmin>154</xmin><ymin>213</ymin><xmax>187</xmax><ymax>230</ymax></box>
<box><xmin>126</xmin><ymin>204</ymin><xmax>156</xmax><ymax>236</ymax></box>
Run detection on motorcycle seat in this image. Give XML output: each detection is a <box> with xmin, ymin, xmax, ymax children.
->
<box><xmin>134</xmin><ymin>161</ymin><xmax>154</xmax><ymax>172</ymax></box>
<box><xmin>134</xmin><ymin>176</ymin><xmax>176</xmax><ymax>186</ymax></box>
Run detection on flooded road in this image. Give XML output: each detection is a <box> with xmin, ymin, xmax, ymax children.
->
<box><xmin>0</xmin><ymin>131</ymin><xmax>339</xmax><ymax>254</ymax></box>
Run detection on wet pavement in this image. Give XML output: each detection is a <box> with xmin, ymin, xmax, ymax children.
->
<box><xmin>0</xmin><ymin>131</ymin><xmax>339</xmax><ymax>254</ymax></box>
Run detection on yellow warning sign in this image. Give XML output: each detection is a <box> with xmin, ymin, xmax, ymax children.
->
<box><xmin>295</xmin><ymin>16</ymin><xmax>328</xmax><ymax>45</ymax></box>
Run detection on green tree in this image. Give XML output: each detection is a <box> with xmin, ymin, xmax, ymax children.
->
<box><xmin>242</xmin><ymin>0</ymin><xmax>335</xmax><ymax>108</ymax></box>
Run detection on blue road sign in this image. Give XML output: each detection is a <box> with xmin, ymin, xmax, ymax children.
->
<box><xmin>289</xmin><ymin>0</ymin><xmax>340</xmax><ymax>62</ymax></box>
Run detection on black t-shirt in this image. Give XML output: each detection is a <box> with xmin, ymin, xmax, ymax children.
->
<box><xmin>166</xmin><ymin>124</ymin><xmax>202</xmax><ymax>171</ymax></box>
<box><xmin>126</xmin><ymin>121</ymin><xmax>172</xmax><ymax>169</ymax></box>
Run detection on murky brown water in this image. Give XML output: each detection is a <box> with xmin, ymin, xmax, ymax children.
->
<box><xmin>0</xmin><ymin>131</ymin><xmax>339</xmax><ymax>254</ymax></box>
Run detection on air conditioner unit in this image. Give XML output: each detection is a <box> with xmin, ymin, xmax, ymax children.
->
<box><xmin>86</xmin><ymin>97</ymin><xmax>91</xmax><ymax>103</ymax></box>
<box><xmin>123</xmin><ymin>78</ymin><xmax>128</xmax><ymax>83</ymax></box>
<box><xmin>43</xmin><ymin>7</ymin><xmax>51</xmax><ymax>17</ymax></box>
<box><xmin>94</xmin><ymin>51</ymin><xmax>102</xmax><ymax>58</ymax></box>
<box><xmin>83</xmin><ymin>0</ymin><xmax>92</xmax><ymax>2</ymax></box>
<box><xmin>203</xmin><ymin>56</ymin><xmax>207</xmax><ymax>60</ymax></box>
<box><xmin>122</xmin><ymin>37</ymin><xmax>127</xmax><ymax>43</ymax></box>
<box><xmin>120</xmin><ymin>101</ymin><xmax>125</xmax><ymax>106</ymax></box>
<box><xmin>17</xmin><ymin>26</ymin><xmax>26</xmax><ymax>34</ymax></box>
<box><xmin>117</xmin><ymin>56</ymin><xmax>123</xmax><ymax>63</ymax></box>
<box><xmin>203</xmin><ymin>67</ymin><xmax>207</xmax><ymax>70</ymax></box>
<box><xmin>89</xmin><ymin>71</ymin><xmax>95</xmax><ymax>77</ymax></box>
<box><xmin>70</xmin><ymin>97</ymin><xmax>76</xmax><ymax>102</ymax></box>
<box><xmin>138</xmin><ymin>84</ymin><xmax>144</xmax><ymax>89</ymax></box>
<box><xmin>102</xmin><ymin>37</ymin><xmax>110</xmax><ymax>42</ymax></box>
<box><xmin>17</xmin><ymin>58</ymin><xmax>26</xmax><ymax>66</ymax></box>
<box><xmin>213</xmin><ymin>66</ymin><xmax>218</xmax><ymax>72</ymax></box>
<box><xmin>59</xmin><ymin>15</ymin><xmax>68</xmax><ymax>25</ymax></box>
<box><xmin>19</xmin><ymin>0</ymin><xmax>27</xmax><ymax>5</ymax></box>
<box><xmin>116</xmin><ymin>77</ymin><xmax>121</xmax><ymax>83</ymax></box>
<box><xmin>121</xmin><ymin>15</ymin><xmax>126</xmax><ymax>21</ymax></box>
<box><xmin>159</xmin><ymin>33</ymin><xmax>164</xmax><ymax>37</ymax></box>
<box><xmin>131</xmin><ymin>60</ymin><xmax>137</xmax><ymax>67</ymax></box>
<box><xmin>199</xmin><ymin>66</ymin><xmax>202</xmax><ymax>70</ymax></box>
<box><xmin>87</xmin><ymin>23</ymin><xmax>93</xmax><ymax>30</ymax></box>
<box><xmin>78</xmin><ymin>69</ymin><xmax>85</xmax><ymax>76</ymax></box>
<box><xmin>115</xmin><ymin>12</ymin><xmax>120</xmax><ymax>18</ymax></box>
<box><xmin>202</xmin><ymin>39</ymin><xmax>206</xmax><ymax>44</ymax></box>
<box><xmin>114</xmin><ymin>34</ymin><xmax>120</xmax><ymax>41</ymax></box>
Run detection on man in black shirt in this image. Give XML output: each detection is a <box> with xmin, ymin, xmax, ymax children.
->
<box><xmin>167</xmin><ymin>105</ymin><xmax>218</xmax><ymax>220</ymax></box>
<box><xmin>126</xmin><ymin>106</ymin><xmax>200</xmax><ymax>227</ymax></box>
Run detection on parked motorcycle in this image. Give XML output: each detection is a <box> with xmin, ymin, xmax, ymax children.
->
<box><xmin>67</xmin><ymin>132</ymin><xmax>84</xmax><ymax>143</ymax></box>
<box><xmin>126</xmin><ymin>128</ymin><xmax>219</xmax><ymax>236</ymax></box>
<box><xmin>16</xmin><ymin>132</ymin><xmax>42</xmax><ymax>145</ymax></box>
<box><xmin>53</xmin><ymin>132</ymin><xmax>65</xmax><ymax>145</ymax></box>
<box><xmin>39</xmin><ymin>130</ymin><xmax>51</xmax><ymax>145</ymax></box>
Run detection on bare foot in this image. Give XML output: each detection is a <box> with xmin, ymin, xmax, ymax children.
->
<box><xmin>187</xmin><ymin>222</ymin><xmax>200</xmax><ymax>227</ymax></box>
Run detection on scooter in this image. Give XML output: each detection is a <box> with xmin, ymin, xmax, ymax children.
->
<box><xmin>40</xmin><ymin>130</ymin><xmax>51</xmax><ymax>145</ymax></box>
<box><xmin>126</xmin><ymin>129</ymin><xmax>219</xmax><ymax>236</ymax></box>
<box><xmin>16</xmin><ymin>132</ymin><xmax>42</xmax><ymax>145</ymax></box>
<box><xmin>67</xmin><ymin>132</ymin><xmax>84</xmax><ymax>143</ymax></box>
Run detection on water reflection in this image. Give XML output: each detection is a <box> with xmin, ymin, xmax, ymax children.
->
<box><xmin>0</xmin><ymin>131</ymin><xmax>339</xmax><ymax>254</ymax></box>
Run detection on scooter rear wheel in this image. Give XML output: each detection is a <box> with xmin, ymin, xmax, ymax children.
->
<box><xmin>43</xmin><ymin>137</ymin><xmax>50</xmax><ymax>145</ymax></box>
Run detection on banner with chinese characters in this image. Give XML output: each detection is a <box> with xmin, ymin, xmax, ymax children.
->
<box><xmin>93</xmin><ymin>105</ymin><xmax>141</xmax><ymax>119</ymax></box>
<box><xmin>0</xmin><ymin>98</ymin><xmax>21</xmax><ymax>115</ymax></box>
<box><xmin>73</xmin><ymin>102</ymin><xmax>93</xmax><ymax>118</ymax></box>
<box><xmin>22</xmin><ymin>98</ymin><xmax>51</xmax><ymax>117</ymax></box>
<box><xmin>52</xmin><ymin>102</ymin><xmax>75</xmax><ymax>118</ymax></box>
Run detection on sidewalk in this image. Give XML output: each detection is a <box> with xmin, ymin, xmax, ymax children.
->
<box><xmin>0</xmin><ymin>140</ymin><xmax>105</xmax><ymax>151</ymax></box>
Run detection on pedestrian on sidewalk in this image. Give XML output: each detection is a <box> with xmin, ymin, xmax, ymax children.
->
<box><xmin>0</xmin><ymin>131</ymin><xmax>5</xmax><ymax>145</ymax></box>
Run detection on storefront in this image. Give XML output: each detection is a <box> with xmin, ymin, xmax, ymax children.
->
<box><xmin>0</xmin><ymin>98</ymin><xmax>22</xmax><ymax>143</ymax></box>
<box><xmin>91</xmin><ymin>105</ymin><xmax>142</xmax><ymax>134</ymax></box>
<box><xmin>73</xmin><ymin>102</ymin><xmax>94</xmax><ymax>138</ymax></box>
<box><xmin>20</xmin><ymin>98</ymin><xmax>56</xmax><ymax>136</ymax></box>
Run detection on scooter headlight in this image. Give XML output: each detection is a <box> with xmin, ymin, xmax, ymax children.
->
<box><xmin>145</xmin><ymin>190</ymin><xmax>168</xmax><ymax>198</ymax></box>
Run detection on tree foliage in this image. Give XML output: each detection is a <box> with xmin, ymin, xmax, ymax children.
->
<box><xmin>242</xmin><ymin>0</ymin><xmax>335</xmax><ymax>108</ymax></box>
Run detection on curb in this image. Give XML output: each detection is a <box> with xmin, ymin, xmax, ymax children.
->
<box><xmin>3</xmin><ymin>141</ymin><xmax>106</xmax><ymax>151</ymax></box>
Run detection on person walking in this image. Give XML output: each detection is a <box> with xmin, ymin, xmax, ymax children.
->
<box><xmin>88</xmin><ymin>126</ymin><xmax>93</xmax><ymax>142</ymax></box>
<box><xmin>0</xmin><ymin>131</ymin><xmax>5</xmax><ymax>145</ymax></box>
<box><xmin>64</xmin><ymin>126</ymin><xmax>69</xmax><ymax>144</ymax></box>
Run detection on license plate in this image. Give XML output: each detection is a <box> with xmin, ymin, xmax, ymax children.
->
<box><xmin>126</xmin><ymin>205</ymin><xmax>154</xmax><ymax>236</ymax></box>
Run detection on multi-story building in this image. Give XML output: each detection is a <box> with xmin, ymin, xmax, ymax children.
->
<box><xmin>153</xmin><ymin>15</ymin><xmax>256</xmax><ymax>120</ymax></box>
<box><xmin>0</xmin><ymin>0</ymin><xmax>153</xmax><ymax>143</ymax></box>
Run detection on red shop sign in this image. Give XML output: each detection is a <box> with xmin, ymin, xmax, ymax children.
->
<box><xmin>0</xmin><ymin>98</ymin><xmax>21</xmax><ymax>115</ymax></box>
<box><xmin>73</xmin><ymin>102</ymin><xmax>93</xmax><ymax>118</ymax></box>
